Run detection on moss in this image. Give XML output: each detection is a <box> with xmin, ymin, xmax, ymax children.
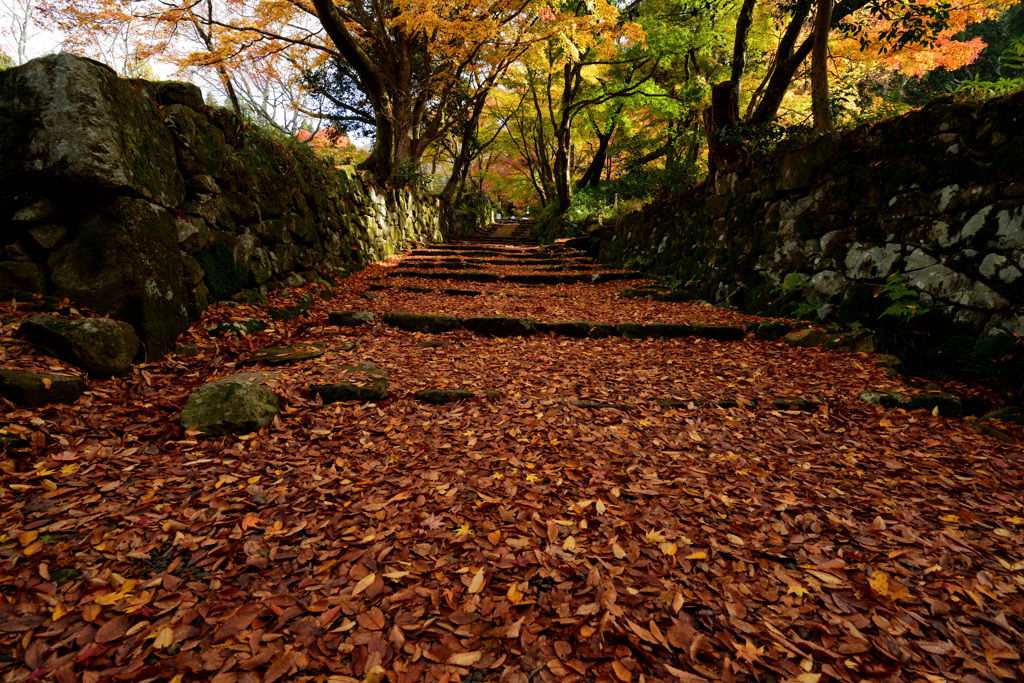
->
<box><xmin>194</xmin><ymin>239</ymin><xmax>246</xmax><ymax>300</ymax></box>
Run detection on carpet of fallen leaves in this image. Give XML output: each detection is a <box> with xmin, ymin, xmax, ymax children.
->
<box><xmin>2</xmin><ymin>235</ymin><xmax>1024</xmax><ymax>683</ymax></box>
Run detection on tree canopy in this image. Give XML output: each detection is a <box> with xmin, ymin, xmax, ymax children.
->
<box><xmin>13</xmin><ymin>0</ymin><xmax>1016</xmax><ymax>209</ymax></box>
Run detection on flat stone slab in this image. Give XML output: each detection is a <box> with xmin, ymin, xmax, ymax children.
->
<box><xmin>615</xmin><ymin>322</ymin><xmax>745</xmax><ymax>341</ymax></box>
<box><xmin>462</xmin><ymin>316</ymin><xmax>537</xmax><ymax>337</ymax></box>
<box><xmin>748</xmin><ymin>321</ymin><xmax>792</xmax><ymax>340</ymax></box>
<box><xmin>0</xmin><ymin>369</ymin><xmax>85</xmax><ymax>406</ymax></box>
<box><xmin>415</xmin><ymin>389</ymin><xmax>502</xmax><ymax>404</ymax></box>
<box><xmin>536</xmin><ymin>320</ymin><xmax>617</xmax><ymax>338</ymax></box>
<box><xmin>312</xmin><ymin>361</ymin><xmax>390</xmax><ymax>403</ymax></box>
<box><xmin>388</xmin><ymin>270</ymin><xmax>501</xmax><ymax>283</ymax></box>
<box><xmin>383</xmin><ymin>311</ymin><xmax>461</xmax><ymax>333</ymax></box>
<box><xmin>859</xmin><ymin>390</ymin><xmax>963</xmax><ymax>417</ymax></box>
<box><xmin>239</xmin><ymin>344</ymin><xmax>325</xmax><ymax>367</ymax></box>
<box><xmin>441</xmin><ymin>288</ymin><xmax>483</xmax><ymax>297</ymax></box>
<box><xmin>381</xmin><ymin>312</ymin><xmax>746</xmax><ymax>342</ymax></box>
<box><xmin>329</xmin><ymin>310</ymin><xmax>375</xmax><ymax>326</ymax></box>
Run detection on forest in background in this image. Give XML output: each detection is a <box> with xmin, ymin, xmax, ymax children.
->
<box><xmin>1</xmin><ymin>0</ymin><xmax>1023</xmax><ymax>223</ymax></box>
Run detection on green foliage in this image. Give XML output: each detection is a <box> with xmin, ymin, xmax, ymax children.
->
<box><xmin>947</xmin><ymin>37</ymin><xmax>1024</xmax><ymax>100</ymax></box>
<box><xmin>877</xmin><ymin>274</ymin><xmax>922</xmax><ymax>322</ymax></box>
<box><xmin>385</xmin><ymin>159</ymin><xmax>431</xmax><ymax>192</ymax></box>
<box><xmin>0</xmin><ymin>51</ymin><xmax>12</xmax><ymax>70</ymax></box>
<box><xmin>715</xmin><ymin>121</ymin><xmax>818</xmax><ymax>163</ymax></box>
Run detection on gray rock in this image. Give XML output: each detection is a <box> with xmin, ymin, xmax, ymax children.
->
<box><xmin>415</xmin><ymin>389</ymin><xmax>477</xmax><ymax>404</ymax></box>
<box><xmin>19</xmin><ymin>315</ymin><xmax>139</xmax><ymax>376</ymax></box>
<box><xmin>809</xmin><ymin>270</ymin><xmax>847</xmax><ymax>298</ymax></box>
<box><xmin>382</xmin><ymin>311</ymin><xmax>461</xmax><ymax>333</ymax></box>
<box><xmin>845</xmin><ymin>243</ymin><xmax>902</xmax><ymax>279</ymax></box>
<box><xmin>905</xmin><ymin>248</ymin><xmax>938</xmax><ymax>271</ymax></box>
<box><xmin>180</xmin><ymin>376</ymin><xmax>282</xmax><ymax>436</ymax></box>
<box><xmin>995</xmin><ymin>208</ymin><xmax>1023</xmax><ymax>249</ymax></box>
<box><xmin>0</xmin><ymin>369</ymin><xmax>85</xmax><ymax>406</ymax></box>
<box><xmin>28</xmin><ymin>224</ymin><xmax>67</xmax><ymax>249</ymax></box>
<box><xmin>0</xmin><ymin>261</ymin><xmax>46</xmax><ymax>299</ymax></box>
<box><xmin>784</xmin><ymin>328</ymin><xmax>828</xmax><ymax>348</ymax></box>
<box><xmin>329</xmin><ymin>310</ymin><xmax>375</xmax><ymax>326</ymax></box>
<box><xmin>980</xmin><ymin>253</ymin><xmax>1007</xmax><ymax>279</ymax></box>
<box><xmin>0</xmin><ymin>53</ymin><xmax>185</xmax><ymax>207</ymax></box>
<box><xmin>907</xmin><ymin>264</ymin><xmax>1008</xmax><ymax>309</ymax></box>
<box><xmin>48</xmin><ymin>196</ymin><xmax>189</xmax><ymax>356</ymax></box>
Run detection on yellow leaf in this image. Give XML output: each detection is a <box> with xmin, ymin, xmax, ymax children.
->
<box><xmin>940</xmin><ymin>514</ymin><xmax>959</xmax><ymax>523</ymax></box>
<box><xmin>563</xmin><ymin>536</ymin><xmax>577</xmax><ymax>552</ymax></box>
<box><xmin>1006</xmin><ymin>516</ymin><xmax>1024</xmax><ymax>526</ymax></box>
<box><xmin>787</xmin><ymin>583</ymin><xmax>809</xmax><ymax>597</ymax></box>
<box><xmin>454</xmin><ymin>523</ymin><xmax>472</xmax><ymax>538</ymax></box>
<box><xmin>42</xmin><ymin>479</ymin><xmax>57</xmax><ymax>491</ymax></box>
<box><xmin>686</xmin><ymin>551</ymin><xmax>708</xmax><ymax>560</ymax></box>
<box><xmin>646</xmin><ymin>530</ymin><xmax>664</xmax><ymax>544</ymax></box>
<box><xmin>52</xmin><ymin>603</ymin><xmax>68</xmax><ymax>621</ymax></box>
<box><xmin>468</xmin><ymin>570</ymin><xmax>485</xmax><ymax>594</ymax></box>
<box><xmin>447</xmin><ymin>651</ymin><xmax>483</xmax><ymax>667</ymax></box>
<box><xmin>785</xmin><ymin>674</ymin><xmax>822</xmax><ymax>683</ymax></box>
<box><xmin>869</xmin><ymin>571</ymin><xmax>889</xmax><ymax>596</ymax></box>
<box><xmin>525</xmin><ymin>473</ymin><xmax>540</xmax><ymax>483</ymax></box>
<box><xmin>383</xmin><ymin>571</ymin><xmax>410</xmax><ymax>580</ymax></box>
<box><xmin>241</xmin><ymin>516</ymin><xmax>261</xmax><ymax>531</ymax></box>
<box><xmin>152</xmin><ymin>626</ymin><xmax>175</xmax><ymax>649</ymax></box>
<box><xmin>612</xmin><ymin>543</ymin><xmax>626</xmax><ymax>559</ymax></box>
<box><xmin>41</xmin><ymin>377</ymin><xmax>52</xmax><ymax>389</ymax></box>
<box><xmin>60</xmin><ymin>464</ymin><xmax>77</xmax><ymax>476</ymax></box>
<box><xmin>18</xmin><ymin>530</ymin><xmax>38</xmax><ymax>546</ymax></box>
<box><xmin>660</xmin><ymin>542</ymin><xmax>677</xmax><ymax>556</ymax></box>
<box><xmin>23</xmin><ymin>542</ymin><xmax>43</xmax><ymax>556</ymax></box>
<box><xmin>487</xmin><ymin>530</ymin><xmax>501</xmax><ymax>544</ymax></box>
<box><xmin>507</xmin><ymin>583</ymin><xmax>524</xmax><ymax>604</ymax></box>
<box><xmin>247</xmin><ymin>475</ymin><xmax>262</xmax><ymax>484</ymax></box>
<box><xmin>595</xmin><ymin>499</ymin><xmax>606</xmax><ymax>514</ymax></box>
<box><xmin>352</xmin><ymin>572</ymin><xmax>377</xmax><ymax>597</ymax></box>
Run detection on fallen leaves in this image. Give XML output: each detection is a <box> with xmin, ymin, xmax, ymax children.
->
<box><xmin>0</xmin><ymin>240</ymin><xmax>1022</xmax><ymax>683</ymax></box>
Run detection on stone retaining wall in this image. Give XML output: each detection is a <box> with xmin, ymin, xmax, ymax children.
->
<box><xmin>0</xmin><ymin>53</ymin><xmax>445</xmax><ymax>356</ymax></box>
<box><xmin>591</xmin><ymin>91</ymin><xmax>1024</xmax><ymax>356</ymax></box>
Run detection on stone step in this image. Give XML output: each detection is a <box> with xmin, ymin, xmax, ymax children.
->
<box><xmin>380</xmin><ymin>311</ymin><xmax>746</xmax><ymax>341</ymax></box>
<box><xmin>384</xmin><ymin>270</ymin><xmax>642</xmax><ymax>285</ymax></box>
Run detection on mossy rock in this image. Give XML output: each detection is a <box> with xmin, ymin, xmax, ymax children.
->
<box><xmin>462</xmin><ymin>316</ymin><xmax>538</xmax><ymax>338</ymax></box>
<box><xmin>858</xmin><ymin>390</ymin><xmax>963</xmax><ymax>417</ymax></box>
<box><xmin>195</xmin><ymin>239</ymin><xmax>247</xmax><ymax>300</ymax></box>
<box><xmin>269</xmin><ymin>294</ymin><xmax>314</xmax><ymax>321</ymax></box>
<box><xmin>0</xmin><ymin>369</ymin><xmax>85</xmax><ymax>406</ymax></box>
<box><xmin>179</xmin><ymin>377</ymin><xmax>282</xmax><ymax>435</ymax></box>
<box><xmin>239</xmin><ymin>344</ymin><xmax>325</xmax><ymax>367</ymax></box>
<box><xmin>383</xmin><ymin>311</ymin><xmax>461</xmax><ymax>333</ymax></box>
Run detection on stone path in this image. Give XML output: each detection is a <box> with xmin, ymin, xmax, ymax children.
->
<box><xmin>4</xmin><ymin>222</ymin><xmax>1023</xmax><ymax>683</ymax></box>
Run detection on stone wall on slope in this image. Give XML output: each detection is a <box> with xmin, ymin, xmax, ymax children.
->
<box><xmin>0</xmin><ymin>53</ymin><xmax>445</xmax><ymax>356</ymax></box>
<box><xmin>591</xmin><ymin>90</ymin><xmax>1024</xmax><ymax>357</ymax></box>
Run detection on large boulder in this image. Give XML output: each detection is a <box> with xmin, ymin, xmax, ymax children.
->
<box><xmin>46</xmin><ymin>197</ymin><xmax>189</xmax><ymax>356</ymax></box>
<box><xmin>180</xmin><ymin>376</ymin><xmax>282</xmax><ymax>435</ymax></box>
<box><xmin>19</xmin><ymin>315</ymin><xmax>139</xmax><ymax>376</ymax></box>
<box><xmin>0</xmin><ymin>369</ymin><xmax>85</xmax><ymax>406</ymax></box>
<box><xmin>0</xmin><ymin>53</ymin><xmax>185</xmax><ymax>209</ymax></box>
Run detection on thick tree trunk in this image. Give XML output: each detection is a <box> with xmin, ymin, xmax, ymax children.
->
<box><xmin>811</xmin><ymin>0</ymin><xmax>833</xmax><ymax>132</ymax></box>
<box><xmin>703</xmin><ymin>81</ymin><xmax>741</xmax><ymax>175</ymax></box>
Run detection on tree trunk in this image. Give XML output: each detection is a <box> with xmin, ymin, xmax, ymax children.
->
<box><xmin>811</xmin><ymin>0</ymin><xmax>833</xmax><ymax>132</ymax></box>
<box><xmin>577</xmin><ymin>128</ymin><xmax>614</xmax><ymax>189</ymax></box>
<box><xmin>729</xmin><ymin>0</ymin><xmax>759</xmax><ymax>108</ymax></box>
<box><xmin>703</xmin><ymin>81</ymin><xmax>741</xmax><ymax>175</ymax></box>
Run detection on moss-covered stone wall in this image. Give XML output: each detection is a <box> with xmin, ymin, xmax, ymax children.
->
<box><xmin>589</xmin><ymin>91</ymin><xmax>1024</xmax><ymax>366</ymax></box>
<box><xmin>0</xmin><ymin>53</ymin><xmax>445</xmax><ymax>355</ymax></box>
